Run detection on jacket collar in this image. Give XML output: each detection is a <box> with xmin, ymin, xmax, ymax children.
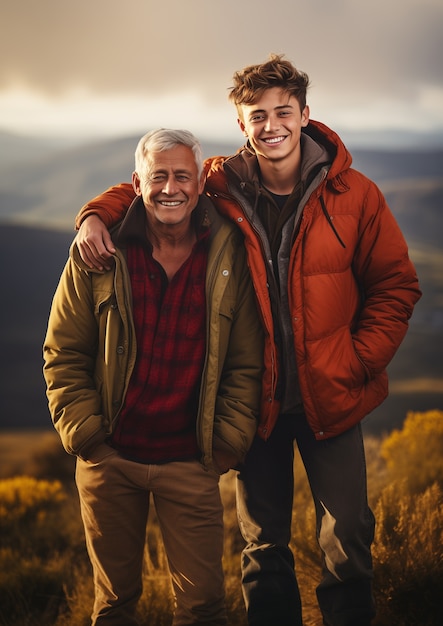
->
<box><xmin>112</xmin><ymin>194</ymin><xmax>213</xmax><ymax>248</ymax></box>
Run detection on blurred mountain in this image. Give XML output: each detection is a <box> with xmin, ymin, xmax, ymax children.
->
<box><xmin>0</xmin><ymin>131</ymin><xmax>241</xmax><ymax>231</ymax></box>
<box><xmin>0</xmin><ymin>131</ymin><xmax>442</xmax><ymax>433</ymax></box>
<box><xmin>0</xmin><ymin>130</ymin><xmax>88</xmax><ymax>168</ymax></box>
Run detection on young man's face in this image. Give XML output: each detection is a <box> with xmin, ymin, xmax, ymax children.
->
<box><xmin>237</xmin><ymin>87</ymin><xmax>309</xmax><ymax>166</ymax></box>
<box><xmin>132</xmin><ymin>144</ymin><xmax>204</xmax><ymax>229</ymax></box>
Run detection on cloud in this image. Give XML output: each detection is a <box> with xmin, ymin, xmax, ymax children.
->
<box><xmin>1</xmin><ymin>0</ymin><xmax>443</xmax><ymax>141</ymax></box>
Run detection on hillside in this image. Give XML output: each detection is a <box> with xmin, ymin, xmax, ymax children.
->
<box><xmin>0</xmin><ymin>132</ymin><xmax>442</xmax><ymax>432</ymax></box>
<box><xmin>0</xmin><ymin>133</ymin><xmax>240</xmax><ymax>231</ymax></box>
<box><xmin>0</xmin><ymin>226</ymin><xmax>74</xmax><ymax>429</ymax></box>
<box><xmin>1</xmin><ymin>129</ymin><xmax>442</xmax><ymax>232</ymax></box>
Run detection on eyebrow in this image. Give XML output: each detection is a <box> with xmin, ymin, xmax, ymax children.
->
<box><xmin>248</xmin><ymin>103</ymin><xmax>294</xmax><ymax>117</ymax></box>
<box><xmin>151</xmin><ymin>168</ymin><xmax>193</xmax><ymax>176</ymax></box>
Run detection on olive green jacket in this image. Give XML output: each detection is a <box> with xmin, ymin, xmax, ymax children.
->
<box><xmin>43</xmin><ymin>197</ymin><xmax>263</xmax><ymax>471</ymax></box>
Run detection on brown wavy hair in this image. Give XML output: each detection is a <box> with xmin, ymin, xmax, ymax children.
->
<box><xmin>229</xmin><ymin>54</ymin><xmax>310</xmax><ymax>117</ymax></box>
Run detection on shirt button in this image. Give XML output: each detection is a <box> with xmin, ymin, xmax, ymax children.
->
<box><xmin>222</xmin><ymin>269</ymin><xmax>229</xmax><ymax>277</ymax></box>
<box><xmin>116</xmin><ymin>346</ymin><xmax>124</xmax><ymax>354</ymax></box>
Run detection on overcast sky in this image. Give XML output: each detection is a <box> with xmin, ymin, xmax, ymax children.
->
<box><xmin>1</xmin><ymin>0</ymin><xmax>443</xmax><ymax>146</ymax></box>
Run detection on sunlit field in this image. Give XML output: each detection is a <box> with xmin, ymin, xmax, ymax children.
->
<box><xmin>1</xmin><ymin>410</ymin><xmax>442</xmax><ymax>626</ymax></box>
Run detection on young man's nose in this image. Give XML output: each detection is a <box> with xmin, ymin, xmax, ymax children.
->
<box><xmin>264</xmin><ymin>115</ymin><xmax>280</xmax><ymax>132</ymax></box>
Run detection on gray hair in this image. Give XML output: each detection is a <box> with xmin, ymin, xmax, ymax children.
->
<box><xmin>134</xmin><ymin>128</ymin><xmax>203</xmax><ymax>179</ymax></box>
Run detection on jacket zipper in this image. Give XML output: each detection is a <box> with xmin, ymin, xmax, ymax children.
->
<box><xmin>197</xmin><ymin>227</ymin><xmax>232</xmax><ymax>467</ymax></box>
<box><xmin>209</xmin><ymin>187</ymin><xmax>278</xmax><ymax>415</ymax></box>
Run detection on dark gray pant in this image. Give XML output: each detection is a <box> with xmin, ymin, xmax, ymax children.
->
<box><xmin>236</xmin><ymin>414</ymin><xmax>375</xmax><ymax>626</ymax></box>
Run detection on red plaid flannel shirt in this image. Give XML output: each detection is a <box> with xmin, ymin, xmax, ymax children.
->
<box><xmin>111</xmin><ymin>226</ymin><xmax>208</xmax><ymax>463</ymax></box>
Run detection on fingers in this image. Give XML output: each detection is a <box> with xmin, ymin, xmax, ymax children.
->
<box><xmin>77</xmin><ymin>215</ymin><xmax>115</xmax><ymax>270</ymax></box>
<box><xmin>102</xmin><ymin>229</ymin><xmax>116</xmax><ymax>257</ymax></box>
<box><xmin>78</xmin><ymin>237</ymin><xmax>112</xmax><ymax>270</ymax></box>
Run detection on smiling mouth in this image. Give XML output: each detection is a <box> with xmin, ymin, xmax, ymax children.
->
<box><xmin>158</xmin><ymin>200</ymin><xmax>183</xmax><ymax>207</ymax></box>
<box><xmin>262</xmin><ymin>136</ymin><xmax>286</xmax><ymax>145</ymax></box>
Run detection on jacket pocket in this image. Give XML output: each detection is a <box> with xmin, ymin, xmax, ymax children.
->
<box><xmin>219</xmin><ymin>296</ymin><xmax>235</xmax><ymax>322</ymax></box>
<box><xmin>308</xmin><ymin>327</ymin><xmax>368</xmax><ymax>395</ymax></box>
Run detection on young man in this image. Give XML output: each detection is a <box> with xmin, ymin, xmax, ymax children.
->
<box><xmin>73</xmin><ymin>56</ymin><xmax>421</xmax><ymax>626</ymax></box>
<box><xmin>43</xmin><ymin>128</ymin><xmax>264</xmax><ymax>626</ymax></box>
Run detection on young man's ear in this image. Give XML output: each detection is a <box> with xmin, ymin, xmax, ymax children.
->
<box><xmin>237</xmin><ymin>118</ymin><xmax>248</xmax><ymax>137</ymax></box>
<box><xmin>132</xmin><ymin>171</ymin><xmax>142</xmax><ymax>196</ymax></box>
<box><xmin>301</xmin><ymin>105</ymin><xmax>310</xmax><ymax>127</ymax></box>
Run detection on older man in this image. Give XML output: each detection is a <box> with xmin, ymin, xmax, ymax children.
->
<box><xmin>43</xmin><ymin>128</ymin><xmax>264</xmax><ymax>626</ymax></box>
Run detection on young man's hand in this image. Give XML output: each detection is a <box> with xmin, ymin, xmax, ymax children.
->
<box><xmin>76</xmin><ymin>215</ymin><xmax>116</xmax><ymax>270</ymax></box>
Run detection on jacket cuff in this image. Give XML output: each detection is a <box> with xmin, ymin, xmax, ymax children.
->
<box><xmin>77</xmin><ymin>430</ymin><xmax>107</xmax><ymax>460</ymax></box>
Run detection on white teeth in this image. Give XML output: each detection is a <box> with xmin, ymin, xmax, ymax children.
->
<box><xmin>264</xmin><ymin>136</ymin><xmax>284</xmax><ymax>144</ymax></box>
<box><xmin>160</xmin><ymin>201</ymin><xmax>182</xmax><ymax>206</ymax></box>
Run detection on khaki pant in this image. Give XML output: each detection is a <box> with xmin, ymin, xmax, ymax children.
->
<box><xmin>75</xmin><ymin>444</ymin><xmax>226</xmax><ymax>625</ymax></box>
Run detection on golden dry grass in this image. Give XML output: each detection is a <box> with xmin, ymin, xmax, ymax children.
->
<box><xmin>1</xmin><ymin>413</ymin><xmax>442</xmax><ymax>625</ymax></box>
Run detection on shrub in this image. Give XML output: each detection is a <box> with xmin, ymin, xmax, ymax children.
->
<box><xmin>372</xmin><ymin>482</ymin><xmax>443</xmax><ymax>625</ymax></box>
<box><xmin>380</xmin><ymin>409</ymin><xmax>443</xmax><ymax>493</ymax></box>
<box><xmin>0</xmin><ymin>547</ymin><xmax>69</xmax><ymax>626</ymax></box>
<box><xmin>0</xmin><ymin>476</ymin><xmax>84</xmax><ymax>625</ymax></box>
<box><xmin>0</xmin><ymin>476</ymin><xmax>68</xmax><ymax>555</ymax></box>
<box><xmin>52</xmin><ymin>561</ymin><xmax>94</xmax><ymax>626</ymax></box>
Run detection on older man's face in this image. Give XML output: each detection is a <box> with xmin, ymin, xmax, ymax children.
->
<box><xmin>133</xmin><ymin>144</ymin><xmax>204</xmax><ymax>229</ymax></box>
